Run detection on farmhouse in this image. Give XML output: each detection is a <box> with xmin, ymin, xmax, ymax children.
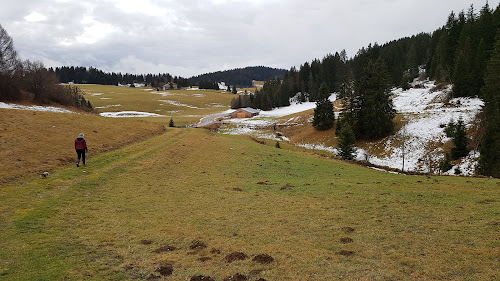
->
<box><xmin>231</xmin><ymin>107</ymin><xmax>259</xmax><ymax>118</ymax></box>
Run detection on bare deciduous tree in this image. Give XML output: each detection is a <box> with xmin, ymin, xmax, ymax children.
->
<box><xmin>0</xmin><ymin>24</ymin><xmax>19</xmax><ymax>75</ymax></box>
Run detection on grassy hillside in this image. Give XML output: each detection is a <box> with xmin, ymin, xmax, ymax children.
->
<box><xmin>0</xmin><ymin>108</ymin><xmax>165</xmax><ymax>183</ymax></box>
<box><xmin>80</xmin><ymin>85</ymin><xmax>235</xmax><ymax>127</ymax></box>
<box><xmin>1</xmin><ymin>128</ymin><xmax>498</xmax><ymax>280</ymax></box>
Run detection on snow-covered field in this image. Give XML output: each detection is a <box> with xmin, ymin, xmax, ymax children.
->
<box><xmin>0</xmin><ymin>102</ymin><xmax>76</xmax><ymax>114</ymax></box>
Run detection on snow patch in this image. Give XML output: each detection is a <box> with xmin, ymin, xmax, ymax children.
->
<box><xmin>99</xmin><ymin>111</ymin><xmax>165</xmax><ymax>118</ymax></box>
<box><xmin>0</xmin><ymin>102</ymin><xmax>76</xmax><ymax>114</ymax></box>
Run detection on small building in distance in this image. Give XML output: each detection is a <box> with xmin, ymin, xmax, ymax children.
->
<box><xmin>231</xmin><ymin>107</ymin><xmax>260</xmax><ymax>118</ymax></box>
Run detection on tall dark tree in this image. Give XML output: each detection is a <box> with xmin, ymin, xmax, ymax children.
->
<box><xmin>312</xmin><ymin>82</ymin><xmax>335</xmax><ymax>130</ymax></box>
<box><xmin>354</xmin><ymin>58</ymin><xmax>395</xmax><ymax>139</ymax></box>
<box><xmin>478</xmin><ymin>32</ymin><xmax>500</xmax><ymax>177</ymax></box>
<box><xmin>450</xmin><ymin>117</ymin><xmax>469</xmax><ymax>159</ymax></box>
<box><xmin>337</xmin><ymin>124</ymin><xmax>357</xmax><ymax>160</ymax></box>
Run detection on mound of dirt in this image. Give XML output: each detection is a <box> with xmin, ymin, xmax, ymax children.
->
<box><xmin>155</xmin><ymin>263</ymin><xmax>173</xmax><ymax>276</ymax></box>
<box><xmin>225</xmin><ymin>252</ymin><xmax>248</xmax><ymax>263</ymax></box>
<box><xmin>153</xmin><ymin>245</ymin><xmax>177</xmax><ymax>253</ymax></box>
<box><xmin>280</xmin><ymin>183</ymin><xmax>294</xmax><ymax>190</ymax></box>
<box><xmin>198</xmin><ymin>257</ymin><xmax>212</xmax><ymax>262</ymax></box>
<box><xmin>233</xmin><ymin>187</ymin><xmax>243</xmax><ymax>191</ymax></box>
<box><xmin>340</xmin><ymin>237</ymin><xmax>354</xmax><ymax>244</ymax></box>
<box><xmin>190</xmin><ymin>275</ymin><xmax>215</xmax><ymax>281</ymax></box>
<box><xmin>252</xmin><ymin>254</ymin><xmax>274</xmax><ymax>264</ymax></box>
<box><xmin>338</xmin><ymin>250</ymin><xmax>355</xmax><ymax>256</ymax></box>
<box><xmin>223</xmin><ymin>273</ymin><xmax>247</xmax><ymax>281</ymax></box>
<box><xmin>190</xmin><ymin>240</ymin><xmax>207</xmax><ymax>250</ymax></box>
<box><xmin>210</xmin><ymin>248</ymin><xmax>221</xmax><ymax>254</ymax></box>
<box><xmin>140</xmin><ymin>239</ymin><xmax>153</xmax><ymax>245</ymax></box>
<box><xmin>342</xmin><ymin>227</ymin><xmax>355</xmax><ymax>233</ymax></box>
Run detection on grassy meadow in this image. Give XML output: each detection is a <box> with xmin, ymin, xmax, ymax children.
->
<box><xmin>1</xmin><ymin>125</ymin><xmax>499</xmax><ymax>280</ymax></box>
<box><xmin>80</xmin><ymin>85</ymin><xmax>235</xmax><ymax>127</ymax></box>
<box><xmin>0</xmin><ymin>108</ymin><xmax>165</xmax><ymax>183</ymax></box>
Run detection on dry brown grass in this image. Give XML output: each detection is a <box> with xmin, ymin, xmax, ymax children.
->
<box><xmin>0</xmin><ymin>108</ymin><xmax>165</xmax><ymax>183</ymax></box>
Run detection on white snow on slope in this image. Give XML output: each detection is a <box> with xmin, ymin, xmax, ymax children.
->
<box><xmin>362</xmin><ymin>80</ymin><xmax>483</xmax><ymax>175</ymax></box>
<box><xmin>222</xmin><ymin>93</ymin><xmax>337</xmax><ymax>128</ymax></box>
<box><xmin>158</xmin><ymin>100</ymin><xmax>202</xmax><ymax>109</ymax></box>
<box><xmin>0</xmin><ymin>102</ymin><xmax>76</xmax><ymax>114</ymax></box>
<box><xmin>99</xmin><ymin>111</ymin><xmax>165</xmax><ymax>118</ymax></box>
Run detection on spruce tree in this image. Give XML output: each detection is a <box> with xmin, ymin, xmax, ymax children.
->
<box><xmin>169</xmin><ymin>118</ymin><xmax>175</xmax><ymax>127</ymax></box>
<box><xmin>450</xmin><ymin>117</ymin><xmax>468</xmax><ymax>159</ymax></box>
<box><xmin>312</xmin><ymin>82</ymin><xmax>335</xmax><ymax>130</ymax></box>
<box><xmin>337</xmin><ymin>124</ymin><xmax>357</xmax><ymax>160</ymax></box>
<box><xmin>478</xmin><ymin>32</ymin><xmax>500</xmax><ymax>177</ymax></box>
<box><xmin>354</xmin><ymin>58</ymin><xmax>395</xmax><ymax>139</ymax></box>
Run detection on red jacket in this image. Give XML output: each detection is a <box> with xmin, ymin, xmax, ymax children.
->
<box><xmin>75</xmin><ymin>137</ymin><xmax>88</xmax><ymax>150</ymax></box>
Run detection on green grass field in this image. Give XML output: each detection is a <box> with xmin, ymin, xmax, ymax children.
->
<box><xmin>80</xmin><ymin>85</ymin><xmax>235</xmax><ymax>127</ymax></box>
<box><xmin>1</xmin><ymin>127</ymin><xmax>498</xmax><ymax>280</ymax></box>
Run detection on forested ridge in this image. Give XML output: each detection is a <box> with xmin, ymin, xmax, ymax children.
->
<box><xmin>244</xmin><ymin>3</ymin><xmax>499</xmax><ymax>177</ymax></box>
<box><xmin>190</xmin><ymin>66</ymin><xmax>286</xmax><ymax>88</ymax></box>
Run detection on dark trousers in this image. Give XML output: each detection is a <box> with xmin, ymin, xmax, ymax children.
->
<box><xmin>76</xmin><ymin>149</ymin><xmax>86</xmax><ymax>164</ymax></box>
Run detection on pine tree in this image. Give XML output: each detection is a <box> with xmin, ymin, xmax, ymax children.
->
<box><xmin>354</xmin><ymin>58</ymin><xmax>395</xmax><ymax>139</ymax></box>
<box><xmin>169</xmin><ymin>118</ymin><xmax>175</xmax><ymax>127</ymax></box>
<box><xmin>312</xmin><ymin>82</ymin><xmax>335</xmax><ymax>130</ymax></box>
<box><xmin>337</xmin><ymin>124</ymin><xmax>357</xmax><ymax>160</ymax></box>
<box><xmin>450</xmin><ymin>117</ymin><xmax>468</xmax><ymax>159</ymax></box>
<box><xmin>478</xmin><ymin>32</ymin><xmax>500</xmax><ymax>177</ymax></box>
<box><xmin>232</xmin><ymin>86</ymin><xmax>237</xmax><ymax>94</ymax></box>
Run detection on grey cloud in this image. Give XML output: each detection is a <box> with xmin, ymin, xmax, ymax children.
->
<box><xmin>1</xmin><ymin>0</ymin><xmax>498</xmax><ymax>77</ymax></box>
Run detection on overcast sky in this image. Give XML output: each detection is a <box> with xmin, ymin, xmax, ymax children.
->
<box><xmin>1</xmin><ymin>0</ymin><xmax>497</xmax><ymax>77</ymax></box>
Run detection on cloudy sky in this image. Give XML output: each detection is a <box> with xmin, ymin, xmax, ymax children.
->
<box><xmin>1</xmin><ymin>0</ymin><xmax>497</xmax><ymax>77</ymax></box>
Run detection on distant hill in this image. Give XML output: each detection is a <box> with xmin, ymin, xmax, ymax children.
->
<box><xmin>190</xmin><ymin>66</ymin><xmax>286</xmax><ymax>88</ymax></box>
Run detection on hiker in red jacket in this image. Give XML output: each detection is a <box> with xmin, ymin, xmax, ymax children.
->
<box><xmin>75</xmin><ymin>133</ymin><xmax>88</xmax><ymax>167</ymax></box>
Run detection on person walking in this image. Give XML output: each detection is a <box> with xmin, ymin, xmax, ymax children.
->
<box><xmin>75</xmin><ymin>133</ymin><xmax>88</xmax><ymax>167</ymax></box>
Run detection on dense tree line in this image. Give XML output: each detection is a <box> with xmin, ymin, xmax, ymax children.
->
<box><xmin>50</xmin><ymin>66</ymin><xmax>190</xmax><ymax>88</ymax></box>
<box><xmin>190</xmin><ymin>66</ymin><xmax>286</xmax><ymax>88</ymax></box>
<box><xmin>0</xmin><ymin>24</ymin><xmax>92</xmax><ymax>111</ymax></box>
<box><xmin>427</xmin><ymin>3</ymin><xmax>500</xmax><ymax>98</ymax></box>
<box><xmin>198</xmin><ymin>79</ymin><xmax>220</xmax><ymax>90</ymax></box>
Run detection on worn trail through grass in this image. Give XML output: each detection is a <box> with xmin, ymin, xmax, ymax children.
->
<box><xmin>1</xmin><ymin>128</ymin><xmax>499</xmax><ymax>281</ymax></box>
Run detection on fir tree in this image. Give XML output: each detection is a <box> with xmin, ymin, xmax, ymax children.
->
<box><xmin>337</xmin><ymin>124</ymin><xmax>357</xmax><ymax>160</ymax></box>
<box><xmin>354</xmin><ymin>58</ymin><xmax>395</xmax><ymax>139</ymax></box>
<box><xmin>450</xmin><ymin>117</ymin><xmax>468</xmax><ymax>159</ymax></box>
<box><xmin>232</xmin><ymin>86</ymin><xmax>237</xmax><ymax>94</ymax></box>
<box><xmin>312</xmin><ymin>82</ymin><xmax>335</xmax><ymax>130</ymax></box>
<box><xmin>478</xmin><ymin>32</ymin><xmax>500</xmax><ymax>177</ymax></box>
<box><xmin>169</xmin><ymin>118</ymin><xmax>175</xmax><ymax>127</ymax></box>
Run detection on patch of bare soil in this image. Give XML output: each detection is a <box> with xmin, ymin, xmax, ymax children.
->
<box><xmin>342</xmin><ymin>227</ymin><xmax>355</xmax><ymax>233</ymax></box>
<box><xmin>338</xmin><ymin>250</ymin><xmax>355</xmax><ymax>256</ymax></box>
<box><xmin>223</xmin><ymin>273</ymin><xmax>248</xmax><ymax>281</ymax></box>
<box><xmin>233</xmin><ymin>187</ymin><xmax>243</xmax><ymax>191</ymax></box>
<box><xmin>280</xmin><ymin>183</ymin><xmax>294</xmax><ymax>190</ymax></box>
<box><xmin>225</xmin><ymin>252</ymin><xmax>248</xmax><ymax>263</ymax></box>
<box><xmin>340</xmin><ymin>237</ymin><xmax>354</xmax><ymax>244</ymax></box>
<box><xmin>190</xmin><ymin>240</ymin><xmax>207</xmax><ymax>250</ymax></box>
<box><xmin>257</xmin><ymin>181</ymin><xmax>271</xmax><ymax>185</ymax></box>
<box><xmin>153</xmin><ymin>245</ymin><xmax>177</xmax><ymax>253</ymax></box>
<box><xmin>210</xmin><ymin>248</ymin><xmax>221</xmax><ymax>254</ymax></box>
<box><xmin>198</xmin><ymin>257</ymin><xmax>212</xmax><ymax>262</ymax></box>
<box><xmin>155</xmin><ymin>263</ymin><xmax>173</xmax><ymax>276</ymax></box>
<box><xmin>252</xmin><ymin>254</ymin><xmax>274</xmax><ymax>264</ymax></box>
<box><xmin>190</xmin><ymin>275</ymin><xmax>215</xmax><ymax>281</ymax></box>
<box><xmin>140</xmin><ymin>239</ymin><xmax>152</xmax><ymax>245</ymax></box>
